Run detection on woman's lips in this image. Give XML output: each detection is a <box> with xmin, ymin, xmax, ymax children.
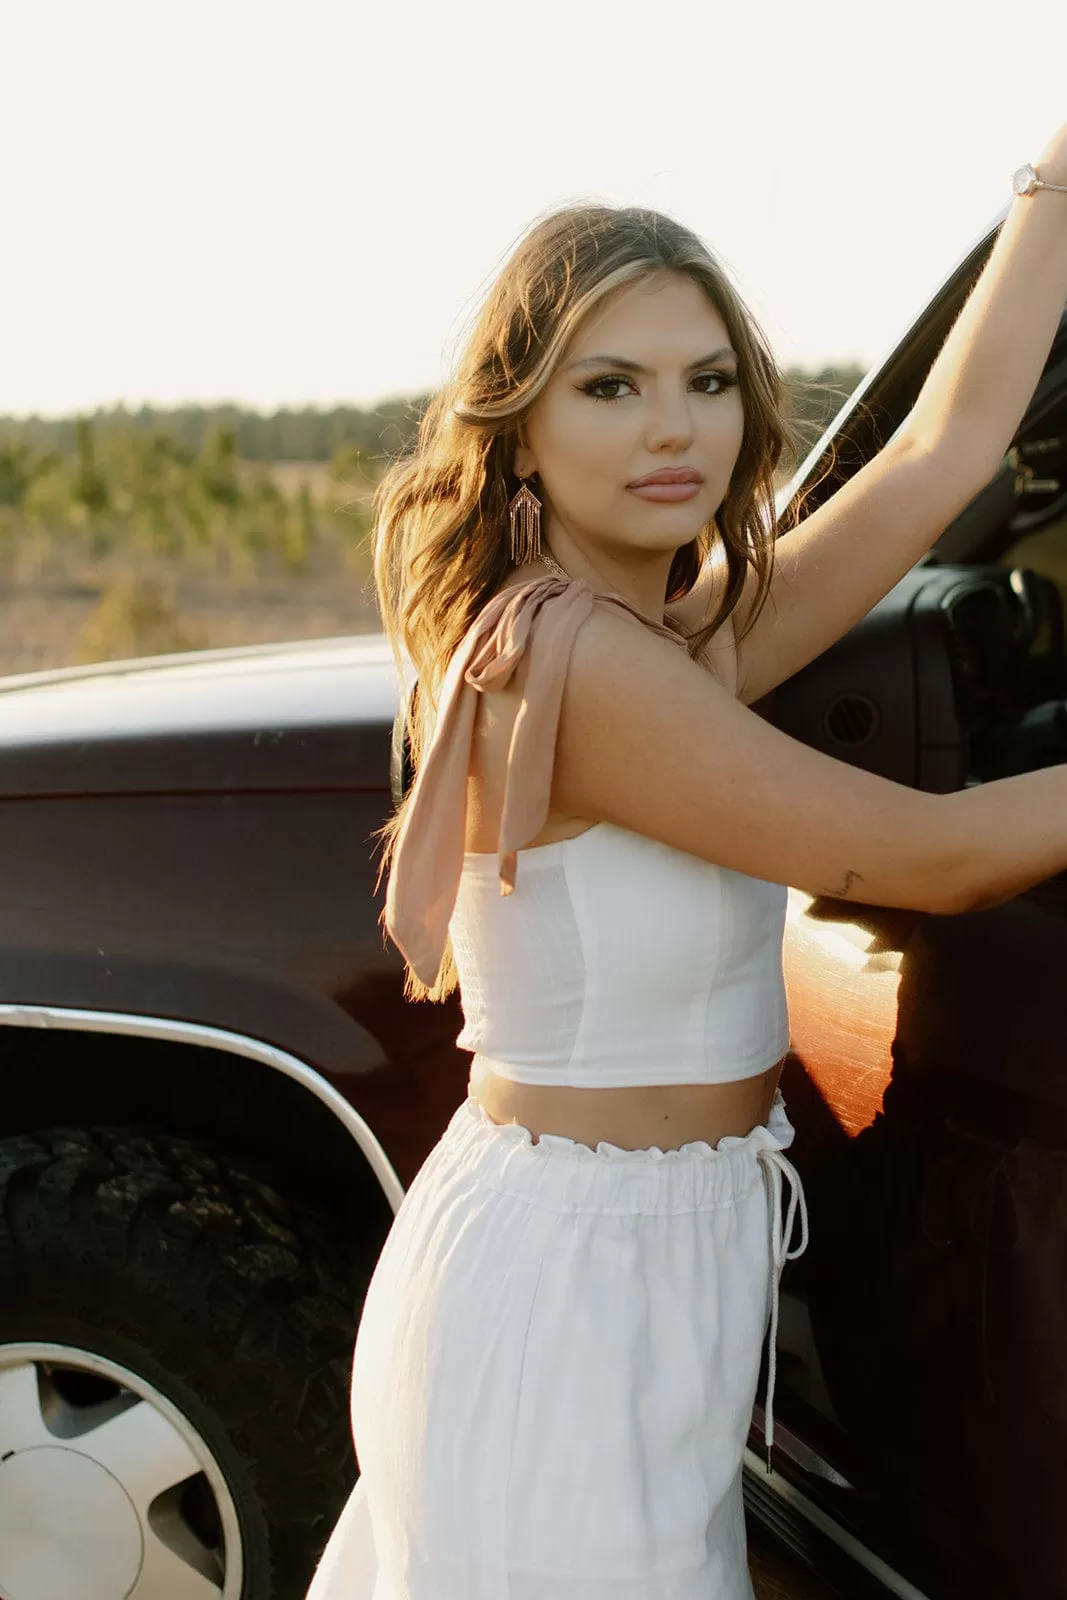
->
<box><xmin>627</xmin><ymin>481</ymin><xmax>702</xmax><ymax>502</ymax></box>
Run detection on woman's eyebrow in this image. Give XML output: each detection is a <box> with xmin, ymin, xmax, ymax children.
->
<box><xmin>567</xmin><ymin>347</ymin><xmax>738</xmax><ymax>374</ymax></box>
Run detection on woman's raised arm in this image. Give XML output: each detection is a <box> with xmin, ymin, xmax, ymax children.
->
<box><xmin>729</xmin><ymin>121</ymin><xmax>1067</xmax><ymax>708</ymax></box>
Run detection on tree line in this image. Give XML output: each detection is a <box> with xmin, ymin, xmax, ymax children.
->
<box><xmin>0</xmin><ymin>418</ymin><xmax>365</xmax><ymax>585</ymax></box>
<box><xmin>0</xmin><ymin>397</ymin><xmax>424</xmax><ymax>469</ymax></box>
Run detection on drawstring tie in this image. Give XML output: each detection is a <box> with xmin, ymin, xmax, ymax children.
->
<box><xmin>756</xmin><ymin>1145</ymin><xmax>809</xmax><ymax>1474</ymax></box>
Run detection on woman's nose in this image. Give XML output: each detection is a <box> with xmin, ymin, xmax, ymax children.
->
<box><xmin>644</xmin><ymin>390</ymin><xmax>694</xmax><ymax>452</ymax></box>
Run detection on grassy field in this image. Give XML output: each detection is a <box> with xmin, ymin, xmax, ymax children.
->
<box><xmin>0</xmin><ymin>459</ymin><xmax>380</xmax><ymax>677</ymax></box>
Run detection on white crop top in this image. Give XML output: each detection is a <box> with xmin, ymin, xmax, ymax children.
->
<box><xmin>385</xmin><ymin>574</ymin><xmax>791</xmax><ymax>1089</ymax></box>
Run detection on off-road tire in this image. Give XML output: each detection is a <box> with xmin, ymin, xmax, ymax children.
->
<box><xmin>0</xmin><ymin>1125</ymin><xmax>371</xmax><ymax>1599</ymax></box>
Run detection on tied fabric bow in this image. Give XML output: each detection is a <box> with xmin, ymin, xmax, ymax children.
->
<box><xmin>385</xmin><ymin>574</ymin><xmax>687</xmax><ymax>987</ymax></box>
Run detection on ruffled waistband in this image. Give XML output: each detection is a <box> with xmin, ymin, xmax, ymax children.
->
<box><xmin>437</xmin><ymin>1090</ymin><xmax>797</xmax><ymax>1216</ymax></box>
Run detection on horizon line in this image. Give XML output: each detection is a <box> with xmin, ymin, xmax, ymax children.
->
<box><xmin>0</xmin><ymin>359</ymin><xmax>874</xmax><ymax>426</ymax></box>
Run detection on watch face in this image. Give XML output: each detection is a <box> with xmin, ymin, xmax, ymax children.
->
<box><xmin>1013</xmin><ymin>162</ymin><xmax>1038</xmax><ymax>196</ymax></box>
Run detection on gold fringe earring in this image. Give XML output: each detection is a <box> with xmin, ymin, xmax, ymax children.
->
<box><xmin>508</xmin><ymin>477</ymin><xmax>542</xmax><ymax>565</ymax></box>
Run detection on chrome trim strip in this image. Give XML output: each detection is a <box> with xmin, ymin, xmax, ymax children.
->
<box><xmin>0</xmin><ymin>1003</ymin><xmax>406</xmax><ymax>1213</ymax></box>
<box><xmin>743</xmin><ymin>1448</ymin><xmax>931</xmax><ymax>1599</ymax></box>
<box><xmin>0</xmin><ymin>631</ymin><xmax>373</xmax><ymax>696</ymax></box>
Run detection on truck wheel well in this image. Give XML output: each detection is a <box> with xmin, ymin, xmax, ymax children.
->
<box><xmin>0</xmin><ymin>1025</ymin><xmax>395</xmax><ymax>1255</ymax></box>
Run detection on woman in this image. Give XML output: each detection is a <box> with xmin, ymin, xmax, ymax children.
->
<box><xmin>309</xmin><ymin>125</ymin><xmax>1067</xmax><ymax>1599</ymax></box>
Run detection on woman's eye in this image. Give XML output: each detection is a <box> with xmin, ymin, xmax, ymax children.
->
<box><xmin>692</xmin><ymin>371</ymin><xmax>738</xmax><ymax>395</ymax></box>
<box><xmin>582</xmin><ymin>376</ymin><xmax>635</xmax><ymax>401</ymax></box>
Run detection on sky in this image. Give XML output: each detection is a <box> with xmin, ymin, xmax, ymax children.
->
<box><xmin>4</xmin><ymin>0</ymin><xmax>1067</xmax><ymax>419</ymax></box>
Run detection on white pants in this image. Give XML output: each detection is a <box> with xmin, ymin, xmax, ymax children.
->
<box><xmin>307</xmin><ymin>1089</ymin><xmax>806</xmax><ymax>1600</ymax></box>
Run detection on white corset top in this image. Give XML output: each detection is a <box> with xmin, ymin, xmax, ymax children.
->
<box><xmin>384</xmin><ymin>574</ymin><xmax>792</xmax><ymax>1089</ymax></box>
<box><xmin>450</xmin><ymin>820</ymin><xmax>789</xmax><ymax>1088</ymax></box>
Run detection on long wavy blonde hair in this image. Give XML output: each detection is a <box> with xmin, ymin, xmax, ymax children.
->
<box><xmin>373</xmin><ymin>201</ymin><xmax>805</xmax><ymax>1001</ymax></box>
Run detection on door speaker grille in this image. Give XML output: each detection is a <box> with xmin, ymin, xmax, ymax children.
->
<box><xmin>824</xmin><ymin>693</ymin><xmax>880</xmax><ymax>748</ymax></box>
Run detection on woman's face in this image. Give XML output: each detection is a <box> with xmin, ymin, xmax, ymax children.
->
<box><xmin>514</xmin><ymin>270</ymin><xmax>746</xmax><ymax>566</ymax></box>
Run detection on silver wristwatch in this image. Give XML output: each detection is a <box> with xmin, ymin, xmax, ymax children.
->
<box><xmin>1012</xmin><ymin>162</ymin><xmax>1067</xmax><ymax>197</ymax></box>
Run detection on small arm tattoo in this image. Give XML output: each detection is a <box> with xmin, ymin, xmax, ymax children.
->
<box><xmin>827</xmin><ymin>869</ymin><xmax>864</xmax><ymax>899</ymax></box>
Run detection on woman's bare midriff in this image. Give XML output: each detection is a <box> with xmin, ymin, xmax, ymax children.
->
<box><xmin>471</xmin><ymin>1060</ymin><xmax>785</xmax><ymax>1153</ymax></box>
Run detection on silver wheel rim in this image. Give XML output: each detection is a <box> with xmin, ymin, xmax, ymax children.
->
<box><xmin>0</xmin><ymin>1341</ymin><xmax>244</xmax><ymax>1600</ymax></box>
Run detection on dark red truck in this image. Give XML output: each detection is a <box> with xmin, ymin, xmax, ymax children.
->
<box><xmin>2</xmin><ymin>200</ymin><xmax>1067</xmax><ymax>1600</ymax></box>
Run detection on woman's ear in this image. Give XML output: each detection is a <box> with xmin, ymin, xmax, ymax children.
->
<box><xmin>512</xmin><ymin>443</ymin><xmax>537</xmax><ymax>480</ymax></box>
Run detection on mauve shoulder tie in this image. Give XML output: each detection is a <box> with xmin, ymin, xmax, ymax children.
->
<box><xmin>385</xmin><ymin>574</ymin><xmax>687</xmax><ymax>987</ymax></box>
